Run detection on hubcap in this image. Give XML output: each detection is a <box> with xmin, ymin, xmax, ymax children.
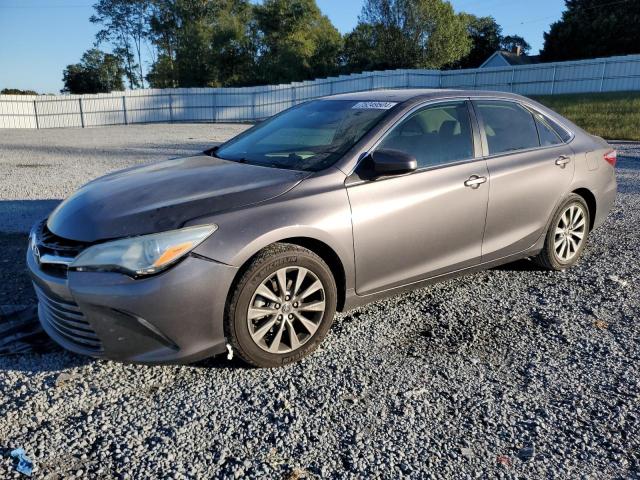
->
<box><xmin>247</xmin><ymin>266</ymin><xmax>326</xmax><ymax>354</ymax></box>
<box><xmin>554</xmin><ymin>203</ymin><xmax>586</xmax><ymax>262</ymax></box>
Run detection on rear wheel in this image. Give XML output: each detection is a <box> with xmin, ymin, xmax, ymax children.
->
<box><xmin>225</xmin><ymin>243</ymin><xmax>337</xmax><ymax>367</ymax></box>
<box><xmin>533</xmin><ymin>194</ymin><xmax>590</xmax><ymax>271</ymax></box>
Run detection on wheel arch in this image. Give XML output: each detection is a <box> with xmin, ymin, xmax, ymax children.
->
<box><xmin>572</xmin><ymin>187</ymin><xmax>597</xmax><ymax>230</ymax></box>
<box><xmin>227</xmin><ymin>237</ymin><xmax>348</xmax><ymax>312</ymax></box>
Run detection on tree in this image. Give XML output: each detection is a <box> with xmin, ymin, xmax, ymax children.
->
<box><xmin>253</xmin><ymin>0</ymin><xmax>342</xmax><ymax>84</ymax></box>
<box><xmin>343</xmin><ymin>0</ymin><xmax>471</xmax><ymax>73</ymax></box>
<box><xmin>449</xmin><ymin>14</ymin><xmax>502</xmax><ymax>69</ymax></box>
<box><xmin>62</xmin><ymin>49</ymin><xmax>125</xmax><ymax>94</ymax></box>
<box><xmin>146</xmin><ymin>0</ymin><xmax>179</xmax><ymax>88</ymax></box>
<box><xmin>541</xmin><ymin>0</ymin><xmax>640</xmax><ymax>62</ymax></box>
<box><xmin>342</xmin><ymin>23</ymin><xmax>381</xmax><ymax>73</ymax></box>
<box><xmin>91</xmin><ymin>0</ymin><xmax>152</xmax><ymax>88</ymax></box>
<box><xmin>501</xmin><ymin>35</ymin><xmax>531</xmax><ymax>54</ymax></box>
<box><xmin>1</xmin><ymin>88</ymin><xmax>38</xmax><ymax>95</ymax></box>
<box><xmin>209</xmin><ymin>0</ymin><xmax>257</xmax><ymax>86</ymax></box>
<box><xmin>146</xmin><ymin>0</ymin><xmax>257</xmax><ymax>88</ymax></box>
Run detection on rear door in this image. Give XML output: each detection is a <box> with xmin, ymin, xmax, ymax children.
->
<box><xmin>472</xmin><ymin>100</ymin><xmax>575</xmax><ymax>261</ymax></box>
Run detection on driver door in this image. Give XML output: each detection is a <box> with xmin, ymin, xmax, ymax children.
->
<box><xmin>346</xmin><ymin>100</ymin><xmax>489</xmax><ymax>295</ymax></box>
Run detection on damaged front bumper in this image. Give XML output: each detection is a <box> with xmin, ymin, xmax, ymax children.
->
<box><xmin>27</xmin><ymin>245</ymin><xmax>237</xmax><ymax>364</ymax></box>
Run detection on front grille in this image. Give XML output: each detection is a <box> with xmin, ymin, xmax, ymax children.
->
<box><xmin>34</xmin><ymin>285</ymin><xmax>103</xmax><ymax>353</ymax></box>
<box><xmin>34</xmin><ymin>221</ymin><xmax>90</xmax><ymax>278</ymax></box>
<box><xmin>36</xmin><ymin>220</ymin><xmax>88</xmax><ymax>258</ymax></box>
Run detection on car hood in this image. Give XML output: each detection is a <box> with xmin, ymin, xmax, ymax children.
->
<box><xmin>47</xmin><ymin>154</ymin><xmax>309</xmax><ymax>242</ymax></box>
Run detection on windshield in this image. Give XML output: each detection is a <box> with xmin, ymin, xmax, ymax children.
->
<box><xmin>215</xmin><ymin>99</ymin><xmax>396</xmax><ymax>171</ymax></box>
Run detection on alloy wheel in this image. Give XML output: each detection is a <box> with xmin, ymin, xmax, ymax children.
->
<box><xmin>247</xmin><ymin>266</ymin><xmax>326</xmax><ymax>354</ymax></box>
<box><xmin>554</xmin><ymin>203</ymin><xmax>587</xmax><ymax>262</ymax></box>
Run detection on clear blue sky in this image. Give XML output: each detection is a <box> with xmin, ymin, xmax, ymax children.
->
<box><xmin>0</xmin><ymin>0</ymin><xmax>566</xmax><ymax>94</ymax></box>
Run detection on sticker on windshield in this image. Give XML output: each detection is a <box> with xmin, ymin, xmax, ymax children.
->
<box><xmin>352</xmin><ymin>101</ymin><xmax>397</xmax><ymax>110</ymax></box>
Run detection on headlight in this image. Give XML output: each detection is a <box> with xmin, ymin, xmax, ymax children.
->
<box><xmin>70</xmin><ymin>225</ymin><xmax>217</xmax><ymax>277</ymax></box>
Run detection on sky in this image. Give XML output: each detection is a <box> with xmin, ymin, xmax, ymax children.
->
<box><xmin>0</xmin><ymin>0</ymin><xmax>567</xmax><ymax>94</ymax></box>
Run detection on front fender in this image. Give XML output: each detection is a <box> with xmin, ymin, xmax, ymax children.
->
<box><xmin>187</xmin><ymin>168</ymin><xmax>356</xmax><ymax>292</ymax></box>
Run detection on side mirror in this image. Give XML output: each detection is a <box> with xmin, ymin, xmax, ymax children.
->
<box><xmin>370</xmin><ymin>149</ymin><xmax>418</xmax><ymax>176</ymax></box>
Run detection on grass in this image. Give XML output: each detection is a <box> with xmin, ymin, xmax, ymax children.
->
<box><xmin>531</xmin><ymin>91</ymin><xmax>640</xmax><ymax>141</ymax></box>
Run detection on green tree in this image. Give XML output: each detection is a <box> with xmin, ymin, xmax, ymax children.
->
<box><xmin>501</xmin><ymin>35</ymin><xmax>531</xmax><ymax>54</ymax></box>
<box><xmin>344</xmin><ymin>0</ymin><xmax>471</xmax><ymax>72</ymax></box>
<box><xmin>146</xmin><ymin>0</ymin><xmax>179</xmax><ymax>88</ymax></box>
<box><xmin>449</xmin><ymin>14</ymin><xmax>502</xmax><ymax>69</ymax></box>
<box><xmin>147</xmin><ymin>0</ymin><xmax>256</xmax><ymax>88</ymax></box>
<box><xmin>62</xmin><ymin>49</ymin><xmax>125</xmax><ymax>94</ymax></box>
<box><xmin>541</xmin><ymin>0</ymin><xmax>640</xmax><ymax>61</ymax></box>
<box><xmin>91</xmin><ymin>0</ymin><xmax>151</xmax><ymax>88</ymax></box>
<box><xmin>1</xmin><ymin>88</ymin><xmax>38</xmax><ymax>95</ymax></box>
<box><xmin>342</xmin><ymin>23</ymin><xmax>380</xmax><ymax>73</ymax></box>
<box><xmin>253</xmin><ymin>0</ymin><xmax>342</xmax><ymax>84</ymax></box>
<box><xmin>209</xmin><ymin>0</ymin><xmax>257</xmax><ymax>86</ymax></box>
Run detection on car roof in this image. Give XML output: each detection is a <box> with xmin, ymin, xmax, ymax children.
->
<box><xmin>323</xmin><ymin>88</ymin><xmax>526</xmax><ymax>104</ymax></box>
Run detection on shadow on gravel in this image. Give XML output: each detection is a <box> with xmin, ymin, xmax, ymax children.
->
<box><xmin>0</xmin><ymin>231</ymin><xmax>36</xmax><ymax>306</ymax></box>
<box><xmin>0</xmin><ymin>199</ymin><xmax>60</xmax><ymax>235</ymax></box>
<box><xmin>0</xmin><ymin>306</ymin><xmax>53</xmax><ymax>353</ymax></box>
<box><xmin>192</xmin><ymin>355</ymin><xmax>253</xmax><ymax>370</ymax></box>
<box><xmin>492</xmin><ymin>258</ymin><xmax>544</xmax><ymax>272</ymax></box>
<box><xmin>0</xmin><ymin>351</ymin><xmax>90</xmax><ymax>373</ymax></box>
<box><xmin>0</xmin><ymin>305</ymin><xmax>89</xmax><ymax>372</ymax></box>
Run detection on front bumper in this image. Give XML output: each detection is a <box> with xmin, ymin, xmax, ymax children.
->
<box><xmin>27</xmin><ymin>246</ymin><xmax>238</xmax><ymax>364</ymax></box>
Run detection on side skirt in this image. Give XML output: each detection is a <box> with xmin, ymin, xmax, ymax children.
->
<box><xmin>341</xmin><ymin>244</ymin><xmax>544</xmax><ymax>312</ymax></box>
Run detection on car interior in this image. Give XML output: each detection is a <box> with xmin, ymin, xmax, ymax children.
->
<box><xmin>380</xmin><ymin>103</ymin><xmax>474</xmax><ymax>168</ymax></box>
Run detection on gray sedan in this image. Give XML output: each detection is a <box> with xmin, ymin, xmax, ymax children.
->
<box><xmin>28</xmin><ymin>89</ymin><xmax>617</xmax><ymax>367</ymax></box>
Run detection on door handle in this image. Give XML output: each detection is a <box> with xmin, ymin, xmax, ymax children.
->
<box><xmin>555</xmin><ymin>155</ymin><xmax>571</xmax><ymax>167</ymax></box>
<box><xmin>464</xmin><ymin>175</ymin><xmax>487</xmax><ymax>188</ymax></box>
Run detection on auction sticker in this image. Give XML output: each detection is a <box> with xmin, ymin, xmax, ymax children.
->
<box><xmin>352</xmin><ymin>101</ymin><xmax>397</xmax><ymax>110</ymax></box>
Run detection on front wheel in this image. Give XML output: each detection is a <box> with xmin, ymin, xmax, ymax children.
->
<box><xmin>533</xmin><ymin>194</ymin><xmax>590</xmax><ymax>271</ymax></box>
<box><xmin>225</xmin><ymin>243</ymin><xmax>337</xmax><ymax>367</ymax></box>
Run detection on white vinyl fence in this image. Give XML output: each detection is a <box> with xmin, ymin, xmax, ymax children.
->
<box><xmin>2</xmin><ymin>53</ymin><xmax>640</xmax><ymax>129</ymax></box>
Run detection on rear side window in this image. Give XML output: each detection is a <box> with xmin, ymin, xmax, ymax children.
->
<box><xmin>378</xmin><ymin>101</ymin><xmax>474</xmax><ymax>169</ymax></box>
<box><xmin>474</xmin><ymin>101</ymin><xmax>539</xmax><ymax>155</ymax></box>
<box><xmin>540</xmin><ymin>113</ymin><xmax>572</xmax><ymax>143</ymax></box>
<box><xmin>532</xmin><ymin>111</ymin><xmax>562</xmax><ymax>146</ymax></box>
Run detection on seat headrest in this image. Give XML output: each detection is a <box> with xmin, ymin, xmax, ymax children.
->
<box><xmin>439</xmin><ymin>120</ymin><xmax>458</xmax><ymax>137</ymax></box>
<box><xmin>399</xmin><ymin>117</ymin><xmax>424</xmax><ymax>136</ymax></box>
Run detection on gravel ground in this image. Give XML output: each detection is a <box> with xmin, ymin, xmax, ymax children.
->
<box><xmin>0</xmin><ymin>126</ymin><xmax>638</xmax><ymax>478</ymax></box>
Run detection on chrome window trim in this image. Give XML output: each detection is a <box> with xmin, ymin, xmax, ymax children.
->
<box><xmin>480</xmin><ymin>139</ymin><xmax>572</xmax><ymax>163</ymax></box>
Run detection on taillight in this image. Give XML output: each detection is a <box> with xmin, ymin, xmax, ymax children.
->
<box><xmin>604</xmin><ymin>150</ymin><xmax>617</xmax><ymax>167</ymax></box>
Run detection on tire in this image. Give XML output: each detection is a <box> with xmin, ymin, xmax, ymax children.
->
<box><xmin>533</xmin><ymin>194</ymin><xmax>591</xmax><ymax>271</ymax></box>
<box><xmin>225</xmin><ymin>243</ymin><xmax>337</xmax><ymax>367</ymax></box>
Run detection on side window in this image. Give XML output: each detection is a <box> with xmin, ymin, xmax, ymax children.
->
<box><xmin>540</xmin><ymin>113</ymin><xmax>572</xmax><ymax>143</ymax></box>
<box><xmin>532</xmin><ymin>111</ymin><xmax>562</xmax><ymax>146</ymax></box>
<box><xmin>378</xmin><ymin>101</ymin><xmax>474</xmax><ymax>169</ymax></box>
<box><xmin>475</xmin><ymin>101</ymin><xmax>539</xmax><ymax>155</ymax></box>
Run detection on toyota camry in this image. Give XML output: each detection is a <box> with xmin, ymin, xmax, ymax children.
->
<box><xmin>28</xmin><ymin>89</ymin><xmax>617</xmax><ymax>367</ymax></box>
